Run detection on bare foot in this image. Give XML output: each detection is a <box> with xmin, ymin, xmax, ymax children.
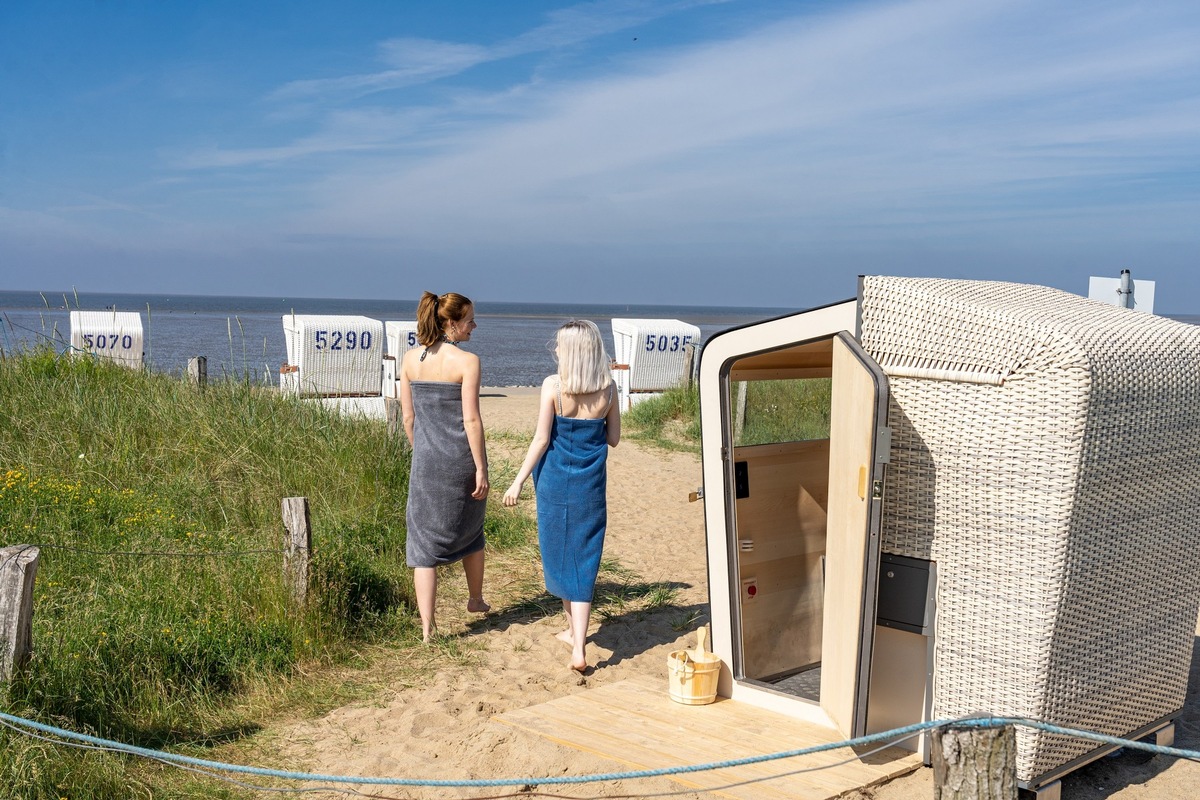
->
<box><xmin>467</xmin><ymin>597</ymin><xmax>490</xmax><ymax>613</ymax></box>
<box><xmin>422</xmin><ymin>627</ymin><xmax>437</xmax><ymax>644</ymax></box>
<box><xmin>555</xmin><ymin>629</ymin><xmax>574</xmax><ymax>646</ymax></box>
<box><xmin>569</xmin><ymin>658</ymin><xmax>588</xmax><ymax>674</ymax></box>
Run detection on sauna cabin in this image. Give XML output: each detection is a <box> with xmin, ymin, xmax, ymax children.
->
<box><xmin>698</xmin><ymin>276</ymin><xmax>1200</xmax><ymax>797</ymax></box>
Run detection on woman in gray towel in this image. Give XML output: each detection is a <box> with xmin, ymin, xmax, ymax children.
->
<box><xmin>399</xmin><ymin>291</ymin><xmax>490</xmax><ymax>642</ymax></box>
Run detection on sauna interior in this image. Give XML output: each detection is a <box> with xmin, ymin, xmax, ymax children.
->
<box><xmin>726</xmin><ymin>336</ymin><xmax>836</xmax><ymax>698</ymax></box>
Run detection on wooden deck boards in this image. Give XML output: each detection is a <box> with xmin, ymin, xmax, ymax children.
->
<box><xmin>494</xmin><ymin>677</ymin><xmax>922</xmax><ymax>799</ymax></box>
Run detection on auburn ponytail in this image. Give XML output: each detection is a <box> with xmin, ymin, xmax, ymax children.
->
<box><xmin>415</xmin><ymin>291</ymin><xmax>474</xmax><ymax>347</ymax></box>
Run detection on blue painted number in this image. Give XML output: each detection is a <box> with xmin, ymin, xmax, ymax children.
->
<box><xmin>314</xmin><ymin>330</ymin><xmax>374</xmax><ymax>351</ymax></box>
<box><xmin>643</xmin><ymin>334</ymin><xmax>693</xmax><ymax>353</ymax></box>
<box><xmin>82</xmin><ymin>334</ymin><xmax>133</xmax><ymax>351</ymax></box>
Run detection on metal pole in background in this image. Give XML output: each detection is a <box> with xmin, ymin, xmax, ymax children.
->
<box><xmin>1118</xmin><ymin>269</ymin><xmax>1134</xmax><ymax>309</ymax></box>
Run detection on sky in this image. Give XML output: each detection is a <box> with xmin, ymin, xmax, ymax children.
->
<box><xmin>2</xmin><ymin>0</ymin><xmax>1199</xmax><ymax>310</ymax></box>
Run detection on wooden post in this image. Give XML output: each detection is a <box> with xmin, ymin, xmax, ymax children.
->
<box><xmin>188</xmin><ymin>356</ymin><xmax>207</xmax><ymax>391</ymax></box>
<box><xmin>0</xmin><ymin>545</ymin><xmax>39</xmax><ymax>682</ymax></box>
<box><xmin>932</xmin><ymin>722</ymin><xmax>1018</xmax><ymax>800</ymax></box>
<box><xmin>733</xmin><ymin>381</ymin><xmax>748</xmax><ymax>443</ymax></box>
<box><xmin>386</xmin><ymin>396</ymin><xmax>402</xmax><ymax>439</ymax></box>
<box><xmin>281</xmin><ymin>497</ymin><xmax>311</xmax><ymax>604</ymax></box>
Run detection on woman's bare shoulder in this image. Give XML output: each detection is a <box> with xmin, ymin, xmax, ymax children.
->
<box><xmin>400</xmin><ymin>347</ymin><xmax>420</xmax><ymax>374</ymax></box>
<box><xmin>451</xmin><ymin>347</ymin><xmax>480</xmax><ymax>366</ymax></box>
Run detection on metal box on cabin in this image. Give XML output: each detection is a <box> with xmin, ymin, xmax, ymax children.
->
<box><xmin>698</xmin><ymin>276</ymin><xmax>1200</xmax><ymax>794</ymax></box>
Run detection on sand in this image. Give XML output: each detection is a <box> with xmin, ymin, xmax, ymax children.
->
<box><xmin>257</xmin><ymin>388</ymin><xmax>1200</xmax><ymax>799</ymax></box>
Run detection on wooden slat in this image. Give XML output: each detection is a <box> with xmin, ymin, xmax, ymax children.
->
<box><xmin>730</xmin><ymin>339</ymin><xmax>835</xmax><ymax>376</ymax></box>
<box><xmin>495</xmin><ymin>677</ymin><xmax>921</xmax><ymax>800</ymax></box>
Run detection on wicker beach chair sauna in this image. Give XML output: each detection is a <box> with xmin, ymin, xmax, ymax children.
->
<box><xmin>858</xmin><ymin>276</ymin><xmax>1200</xmax><ymax>783</ymax></box>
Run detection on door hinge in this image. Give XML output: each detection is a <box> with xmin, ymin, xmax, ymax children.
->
<box><xmin>875</xmin><ymin>426</ymin><xmax>892</xmax><ymax>463</ymax></box>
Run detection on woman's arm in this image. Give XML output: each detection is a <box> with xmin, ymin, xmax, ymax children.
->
<box><xmin>399</xmin><ymin>352</ymin><xmax>416</xmax><ymax>446</ymax></box>
<box><xmin>460</xmin><ymin>354</ymin><xmax>489</xmax><ymax>499</ymax></box>
<box><xmin>605</xmin><ymin>383</ymin><xmax>621</xmax><ymax>447</ymax></box>
<box><xmin>502</xmin><ymin>376</ymin><xmax>557</xmax><ymax>506</ymax></box>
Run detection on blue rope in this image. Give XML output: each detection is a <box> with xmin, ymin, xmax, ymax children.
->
<box><xmin>0</xmin><ymin>710</ymin><xmax>1197</xmax><ymax>788</ymax></box>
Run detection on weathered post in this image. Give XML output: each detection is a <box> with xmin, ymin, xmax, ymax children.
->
<box><xmin>281</xmin><ymin>497</ymin><xmax>311</xmax><ymax>604</ymax></box>
<box><xmin>0</xmin><ymin>545</ymin><xmax>39</xmax><ymax>682</ymax></box>
<box><xmin>932</xmin><ymin>721</ymin><xmax>1018</xmax><ymax>800</ymax></box>
<box><xmin>682</xmin><ymin>342</ymin><xmax>697</xmax><ymax>390</ymax></box>
<box><xmin>188</xmin><ymin>356</ymin><xmax>208</xmax><ymax>390</ymax></box>
<box><xmin>385</xmin><ymin>396</ymin><xmax>402</xmax><ymax>439</ymax></box>
<box><xmin>733</xmin><ymin>381</ymin><xmax>748</xmax><ymax>442</ymax></box>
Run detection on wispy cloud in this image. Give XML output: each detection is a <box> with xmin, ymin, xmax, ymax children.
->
<box><xmin>269</xmin><ymin>0</ymin><xmax>727</xmax><ymax>105</ymax></box>
<box><xmin>269</xmin><ymin>39</ymin><xmax>490</xmax><ymax>103</ymax></box>
<box><xmin>262</xmin><ymin>0</ymin><xmax>1200</xmax><ymax>251</ymax></box>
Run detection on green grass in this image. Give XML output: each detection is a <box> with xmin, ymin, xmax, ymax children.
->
<box><xmin>622</xmin><ymin>385</ymin><xmax>700</xmax><ymax>451</ymax></box>
<box><xmin>618</xmin><ymin>377</ymin><xmax>832</xmax><ymax>452</ymax></box>
<box><xmin>0</xmin><ymin>347</ymin><xmax>532</xmax><ymax>799</ymax></box>
<box><xmin>734</xmin><ymin>378</ymin><xmax>831</xmax><ymax>446</ymax></box>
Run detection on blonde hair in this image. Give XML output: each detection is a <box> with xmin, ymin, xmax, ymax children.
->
<box><xmin>556</xmin><ymin>320</ymin><xmax>612</xmax><ymax>394</ymax></box>
<box><xmin>415</xmin><ymin>291</ymin><xmax>473</xmax><ymax>347</ymax></box>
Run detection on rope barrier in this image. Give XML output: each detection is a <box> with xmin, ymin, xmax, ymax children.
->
<box><xmin>0</xmin><ymin>541</ymin><xmax>279</xmax><ymax>561</ymax></box>
<box><xmin>1</xmin><ymin>710</ymin><xmax>1196</xmax><ymax>789</ymax></box>
<box><xmin>8</xmin><ymin>542</ymin><xmax>281</xmax><ymax>559</ymax></box>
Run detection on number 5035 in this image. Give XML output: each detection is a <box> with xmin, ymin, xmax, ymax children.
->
<box><xmin>644</xmin><ymin>334</ymin><xmax>692</xmax><ymax>353</ymax></box>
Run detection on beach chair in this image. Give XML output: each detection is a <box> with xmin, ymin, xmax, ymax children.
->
<box><xmin>70</xmin><ymin>310</ymin><xmax>143</xmax><ymax>368</ymax></box>
<box><xmin>280</xmin><ymin>315</ymin><xmax>384</xmax><ymax>398</ymax></box>
<box><xmin>610</xmin><ymin>318</ymin><xmax>701</xmax><ymax>411</ymax></box>
<box><xmin>382</xmin><ymin>321</ymin><xmax>419</xmax><ymax>399</ymax></box>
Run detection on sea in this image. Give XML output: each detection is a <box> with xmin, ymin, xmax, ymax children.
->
<box><xmin>0</xmin><ymin>290</ymin><xmax>802</xmax><ymax>387</ymax></box>
<box><xmin>3</xmin><ymin>290</ymin><xmax>1196</xmax><ymax>388</ymax></box>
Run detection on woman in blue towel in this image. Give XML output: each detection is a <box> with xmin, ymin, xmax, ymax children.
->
<box><xmin>503</xmin><ymin>320</ymin><xmax>620</xmax><ymax>672</ymax></box>
<box><xmin>400</xmin><ymin>291</ymin><xmax>490</xmax><ymax>642</ymax></box>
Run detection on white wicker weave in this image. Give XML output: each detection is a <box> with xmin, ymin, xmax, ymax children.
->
<box><xmin>384</xmin><ymin>321</ymin><xmax>419</xmax><ymax>360</ymax></box>
<box><xmin>280</xmin><ymin>315</ymin><xmax>384</xmax><ymax>397</ymax></box>
<box><xmin>611</xmin><ymin>318</ymin><xmax>700</xmax><ymax>411</ymax></box>
<box><xmin>859</xmin><ymin>276</ymin><xmax>1200</xmax><ymax>783</ymax></box>
<box><xmin>69</xmin><ymin>311</ymin><xmax>144</xmax><ymax>368</ymax></box>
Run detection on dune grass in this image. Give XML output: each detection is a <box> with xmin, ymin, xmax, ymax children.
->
<box><xmin>621</xmin><ymin>377</ymin><xmax>833</xmax><ymax>452</ymax></box>
<box><xmin>0</xmin><ymin>347</ymin><xmax>535</xmax><ymax>798</ymax></box>
<box><xmin>734</xmin><ymin>378</ymin><xmax>831</xmax><ymax>446</ymax></box>
<box><xmin>621</xmin><ymin>385</ymin><xmax>701</xmax><ymax>452</ymax></box>
<box><xmin>0</xmin><ymin>347</ymin><xmax>688</xmax><ymax>798</ymax></box>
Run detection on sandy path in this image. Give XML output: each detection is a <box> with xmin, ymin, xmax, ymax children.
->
<box><xmin>253</xmin><ymin>389</ymin><xmax>1200</xmax><ymax>800</ymax></box>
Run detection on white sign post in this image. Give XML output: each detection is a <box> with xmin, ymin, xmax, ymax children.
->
<box><xmin>1088</xmin><ymin>270</ymin><xmax>1155</xmax><ymax>313</ymax></box>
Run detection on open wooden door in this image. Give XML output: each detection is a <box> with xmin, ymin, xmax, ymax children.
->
<box><xmin>819</xmin><ymin>331</ymin><xmax>889</xmax><ymax>738</ymax></box>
